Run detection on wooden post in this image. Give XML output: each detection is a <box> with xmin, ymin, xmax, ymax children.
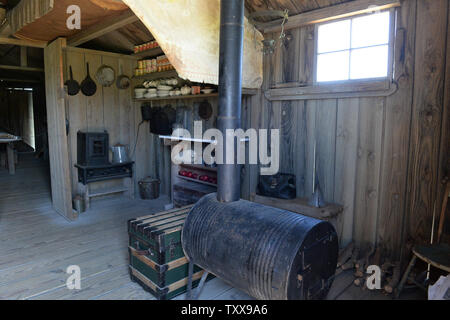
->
<box><xmin>44</xmin><ymin>38</ymin><xmax>75</xmax><ymax>220</ymax></box>
<box><xmin>6</xmin><ymin>143</ymin><xmax>15</xmax><ymax>175</ymax></box>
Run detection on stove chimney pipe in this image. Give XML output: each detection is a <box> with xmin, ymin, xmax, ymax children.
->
<box><xmin>217</xmin><ymin>0</ymin><xmax>244</xmax><ymax>203</ymax></box>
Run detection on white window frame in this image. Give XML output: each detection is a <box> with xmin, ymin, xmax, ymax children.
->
<box><xmin>313</xmin><ymin>8</ymin><xmax>396</xmax><ymax>86</ymax></box>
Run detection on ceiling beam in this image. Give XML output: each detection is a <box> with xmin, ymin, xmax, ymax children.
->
<box><xmin>67</xmin><ymin>9</ymin><xmax>139</xmax><ymax>47</ymax></box>
<box><xmin>262</xmin><ymin>0</ymin><xmax>401</xmax><ymax>34</ymax></box>
<box><xmin>0</xmin><ymin>78</ymin><xmax>41</xmax><ymax>83</ymax></box>
<box><xmin>0</xmin><ymin>36</ymin><xmax>47</xmax><ymax>48</ymax></box>
<box><xmin>0</xmin><ymin>64</ymin><xmax>43</xmax><ymax>72</ymax></box>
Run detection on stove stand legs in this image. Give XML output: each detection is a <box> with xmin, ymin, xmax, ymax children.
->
<box><xmin>186</xmin><ymin>260</ymin><xmax>209</xmax><ymax>300</ymax></box>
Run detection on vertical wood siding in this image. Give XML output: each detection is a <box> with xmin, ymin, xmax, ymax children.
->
<box><xmin>250</xmin><ymin>0</ymin><xmax>449</xmax><ymax>260</ymax></box>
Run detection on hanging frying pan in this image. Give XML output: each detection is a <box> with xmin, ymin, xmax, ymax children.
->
<box><xmin>198</xmin><ymin>100</ymin><xmax>213</xmax><ymax>120</ymax></box>
<box><xmin>65</xmin><ymin>66</ymin><xmax>80</xmax><ymax>96</ymax></box>
<box><xmin>81</xmin><ymin>63</ymin><xmax>97</xmax><ymax>96</ymax></box>
<box><xmin>116</xmin><ymin>65</ymin><xmax>131</xmax><ymax>90</ymax></box>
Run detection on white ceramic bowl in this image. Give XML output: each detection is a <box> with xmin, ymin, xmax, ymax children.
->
<box><xmin>134</xmin><ymin>88</ymin><xmax>147</xmax><ymax>94</ymax></box>
<box><xmin>157</xmin><ymin>85</ymin><xmax>173</xmax><ymax>91</ymax></box>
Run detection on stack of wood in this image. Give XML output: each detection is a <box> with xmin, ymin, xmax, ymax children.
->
<box><xmin>335</xmin><ymin>242</ymin><xmax>401</xmax><ymax>295</ymax></box>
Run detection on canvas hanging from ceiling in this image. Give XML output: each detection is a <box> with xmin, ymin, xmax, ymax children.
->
<box><xmin>123</xmin><ymin>0</ymin><xmax>264</xmax><ymax>88</ymax></box>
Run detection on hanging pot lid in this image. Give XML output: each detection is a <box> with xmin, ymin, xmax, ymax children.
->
<box><xmin>95</xmin><ymin>65</ymin><xmax>115</xmax><ymax>87</ymax></box>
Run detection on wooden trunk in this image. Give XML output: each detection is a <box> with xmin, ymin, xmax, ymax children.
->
<box><xmin>127</xmin><ymin>205</ymin><xmax>211</xmax><ymax>300</ymax></box>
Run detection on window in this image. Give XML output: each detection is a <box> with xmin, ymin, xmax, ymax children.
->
<box><xmin>316</xmin><ymin>11</ymin><xmax>391</xmax><ymax>83</ymax></box>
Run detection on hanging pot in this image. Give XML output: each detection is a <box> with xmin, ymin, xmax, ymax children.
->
<box><xmin>81</xmin><ymin>63</ymin><xmax>97</xmax><ymax>96</ymax></box>
<box><xmin>163</xmin><ymin>104</ymin><xmax>176</xmax><ymax>124</ymax></box>
<box><xmin>95</xmin><ymin>64</ymin><xmax>115</xmax><ymax>87</ymax></box>
<box><xmin>65</xmin><ymin>66</ymin><xmax>80</xmax><ymax>96</ymax></box>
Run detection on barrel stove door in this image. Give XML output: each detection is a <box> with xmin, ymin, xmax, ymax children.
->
<box><xmin>288</xmin><ymin>223</ymin><xmax>338</xmax><ymax>300</ymax></box>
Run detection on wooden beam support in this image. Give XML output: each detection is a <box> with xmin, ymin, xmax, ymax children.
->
<box><xmin>262</xmin><ymin>0</ymin><xmax>401</xmax><ymax>34</ymax></box>
<box><xmin>67</xmin><ymin>9</ymin><xmax>139</xmax><ymax>47</ymax></box>
<box><xmin>265</xmin><ymin>80</ymin><xmax>397</xmax><ymax>101</ymax></box>
<box><xmin>20</xmin><ymin>46</ymin><xmax>27</xmax><ymax>67</ymax></box>
<box><xmin>44</xmin><ymin>37</ymin><xmax>75</xmax><ymax>221</ymax></box>
<box><xmin>0</xmin><ymin>78</ymin><xmax>41</xmax><ymax>83</ymax></box>
<box><xmin>0</xmin><ymin>36</ymin><xmax>47</xmax><ymax>48</ymax></box>
<box><xmin>0</xmin><ymin>64</ymin><xmax>43</xmax><ymax>72</ymax></box>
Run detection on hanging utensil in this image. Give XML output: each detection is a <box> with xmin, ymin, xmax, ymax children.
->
<box><xmin>65</xmin><ymin>66</ymin><xmax>80</xmax><ymax>96</ymax></box>
<box><xmin>308</xmin><ymin>140</ymin><xmax>326</xmax><ymax>208</ymax></box>
<box><xmin>116</xmin><ymin>65</ymin><xmax>131</xmax><ymax>89</ymax></box>
<box><xmin>198</xmin><ymin>100</ymin><xmax>213</xmax><ymax>120</ymax></box>
<box><xmin>81</xmin><ymin>62</ymin><xmax>97</xmax><ymax>96</ymax></box>
<box><xmin>95</xmin><ymin>64</ymin><xmax>115</xmax><ymax>87</ymax></box>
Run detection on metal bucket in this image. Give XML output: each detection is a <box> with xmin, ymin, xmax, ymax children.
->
<box><xmin>138</xmin><ymin>177</ymin><xmax>160</xmax><ymax>200</ymax></box>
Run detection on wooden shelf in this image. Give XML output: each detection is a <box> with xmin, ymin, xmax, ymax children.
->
<box><xmin>250</xmin><ymin>194</ymin><xmax>343</xmax><ymax>220</ymax></box>
<box><xmin>133</xmin><ymin>47</ymin><xmax>164</xmax><ymax>58</ymax></box>
<box><xmin>178</xmin><ymin>175</ymin><xmax>217</xmax><ymax>188</ymax></box>
<box><xmin>135</xmin><ymin>89</ymin><xmax>257</xmax><ymax>102</ymax></box>
<box><xmin>159</xmin><ymin>135</ymin><xmax>216</xmax><ymax>144</ymax></box>
<box><xmin>180</xmin><ymin>163</ymin><xmax>217</xmax><ymax>173</ymax></box>
<box><xmin>88</xmin><ymin>186</ymin><xmax>129</xmax><ymax>198</ymax></box>
<box><xmin>135</xmin><ymin>92</ymin><xmax>218</xmax><ymax>102</ymax></box>
<box><xmin>132</xmin><ymin>70</ymin><xmax>178</xmax><ymax>80</ymax></box>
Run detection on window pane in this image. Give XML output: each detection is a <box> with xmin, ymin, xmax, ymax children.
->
<box><xmin>350</xmin><ymin>45</ymin><xmax>389</xmax><ymax>79</ymax></box>
<box><xmin>317</xmin><ymin>51</ymin><xmax>350</xmax><ymax>82</ymax></box>
<box><xmin>317</xmin><ymin>20</ymin><xmax>351</xmax><ymax>53</ymax></box>
<box><xmin>351</xmin><ymin>11</ymin><xmax>390</xmax><ymax>48</ymax></box>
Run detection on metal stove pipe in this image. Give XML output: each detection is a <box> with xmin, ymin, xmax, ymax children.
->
<box><xmin>217</xmin><ymin>0</ymin><xmax>244</xmax><ymax>203</ymax></box>
<box><xmin>181</xmin><ymin>0</ymin><xmax>339</xmax><ymax>300</ymax></box>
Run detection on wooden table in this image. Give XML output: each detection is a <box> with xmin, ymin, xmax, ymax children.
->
<box><xmin>0</xmin><ymin>132</ymin><xmax>21</xmax><ymax>175</ymax></box>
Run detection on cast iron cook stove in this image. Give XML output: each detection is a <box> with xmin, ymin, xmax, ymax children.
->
<box><xmin>75</xmin><ymin>131</ymin><xmax>133</xmax><ymax>184</ymax></box>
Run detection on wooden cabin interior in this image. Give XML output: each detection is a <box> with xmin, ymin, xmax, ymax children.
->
<box><xmin>0</xmin><ymin>0</ymin><xmax>449</xmax><ymax>301</ymax></box>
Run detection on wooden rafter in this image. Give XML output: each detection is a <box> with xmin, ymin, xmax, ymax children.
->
<box><xmin>67</xmin><ymin>9</ymin><xmax>139</xmax><ymax>47</ymax></box>
<box><xmin>0</xmin><ymin>64</ymin><xmax>43</xmax><ymax>72</ymax></box>
<box><xmin>0</xmin><ymin>36</ymin><xmax>47</xmax><ymax>48</ymax></box>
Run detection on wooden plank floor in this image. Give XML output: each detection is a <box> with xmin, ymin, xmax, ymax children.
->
<box><xmin>1</xmin><ymin>155</ymin><xmax>413</xmax><ymax>300</ymax></box>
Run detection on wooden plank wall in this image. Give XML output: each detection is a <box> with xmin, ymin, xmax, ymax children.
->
<box><xmin>64</xmin><ymin>48</ymin><xmax>137</xmax><ymax>197</ymax></box>
<box><xmin>403</xmin><ymin>0</ymin><xmax>449</xmax><ymax>256</ymax></box>
<box><xmin>253</xmin><ymin>0</ymin><xmax>449</xmax><ymax>259</ymax></box>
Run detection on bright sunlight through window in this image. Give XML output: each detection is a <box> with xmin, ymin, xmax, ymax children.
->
<box><xmin>316</xmin><ymin>11</ymin><xmax>391</xmax><ymax>83</ymax></box>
